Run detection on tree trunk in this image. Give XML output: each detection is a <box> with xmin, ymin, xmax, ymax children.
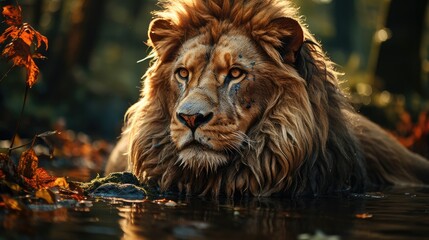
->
<box><xmin>375</xmin><ymin>0</ymin><xmax>428</xmax><ymax>96</ymax></box>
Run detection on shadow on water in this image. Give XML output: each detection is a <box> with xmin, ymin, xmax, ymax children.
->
<box><xmin>1</xmin><ymin>187</ymin><xmax>429</xmax><ymax>239</ymax></box>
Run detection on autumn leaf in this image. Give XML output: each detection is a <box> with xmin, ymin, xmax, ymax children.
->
<box><xmin>22</xmin><ymin>167</ymin><xmax>69</xmax><ymax>190</ymax></box>
<box><xmin>0</xmin><ymin>194</ymin><xmax>27</xmax><ymax>211</ymax></box>
<box><xmin>1</xmin><ymin>5</ymin><xmax>23</xmax><ymax>26</ymax></box>
<box><xmin>17</xmin><ymin>149</ymin><xmax>38</xmax><ymax>179</ymax></box>
<box><xmin>1</xmin><ymin>4</ymin><xmax>48</xmax><ymax>88</ymax></box>
<box><xmin>0</xmin><ymin>153</ymin><xmax>17</xmax><ymax>180</ymax></box>
<box><xmin>26</xmin><ymin>57</ymin><xmax>41</xmax><ymax>87</ymax></box>
<box><xmin>16</xmin><ymin>149</ymin><xmax>71</xmax><ymax>189</ymax></box>
<box><xmin>29</xmin><ymin>167</ymin><xmax>55</xmax><ymax>188</ymax></box>
<box><xmin>52</xmin><ymin>177</ymin><xmax>69</xmax><ymax>189</ymax></box>
<box><xmin>35</xmin><ymin>188</ymin><xmax>56</xmax><ymax>204</ymax></box>
<box><xmin>0</xmin><ymin>25</ymin><xmax>19</xmax><ymax>43</ymax></box>
<box><xmin>0</xmin><ymin>180</ymin><xmax>22</xmax><ymax>193</ymax></box>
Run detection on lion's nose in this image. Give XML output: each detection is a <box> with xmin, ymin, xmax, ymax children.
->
<box><xmin>177</xmin><ymin>112</ymin><xmax>213</xmax><ymax>131</ymax></box>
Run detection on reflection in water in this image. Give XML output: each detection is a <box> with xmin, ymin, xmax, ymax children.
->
<box><xmin>1</xmin><ymin>187</ymin><xmax>429</xmax><ymax>239</ymax></box>
<box><xmin>113</xmin><ymin>191</ymin><xmax>404</xmax><ymax>239</ymax></box>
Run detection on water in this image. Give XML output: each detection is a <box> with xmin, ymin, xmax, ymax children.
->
<box><xmin>1</xmin><ymin>187</ymin><xmax>429</xmax><ymax>240</ymax></box>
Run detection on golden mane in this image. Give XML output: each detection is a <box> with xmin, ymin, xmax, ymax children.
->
<box><xmin>105</xmin><ymin>0</ymin><xmax>429</xmax><ymax>197</ymax></box>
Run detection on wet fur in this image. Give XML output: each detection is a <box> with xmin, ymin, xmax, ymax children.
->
<box><xmin>105</xmin><ymin>0</ymin><xmax>429</xmax><ymax>197</ymax></box>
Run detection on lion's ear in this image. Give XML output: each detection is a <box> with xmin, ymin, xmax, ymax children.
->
<box><xmin>257</xmin><ymin>17</ymin><xmax>304</xmax><ymax>64</ymax></box>
<box><xmin>270</xmin><ymin>17</ymin><xmax>304</xmax><ymax>63</ymax></box>
<box><xmin>148</xmin><ymin>18</ymin><xmax>179</xmax><ymax>61</ymax></box>
<box><xmin>148</xmin><ymin>18</ymin><xmax>171</xmax><ymax>47</ymax></box>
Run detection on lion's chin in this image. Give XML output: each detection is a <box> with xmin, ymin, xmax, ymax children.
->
<box><xmin>177</xmin><ymin>145</ymin><xmax>228</xmax><ymax>172</ymax></box>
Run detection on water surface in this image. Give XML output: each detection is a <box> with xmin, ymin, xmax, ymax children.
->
<box><xmin>1</xmin><ymin>187</ymin><xmax>428</xmax><ymax>240</ymax></box>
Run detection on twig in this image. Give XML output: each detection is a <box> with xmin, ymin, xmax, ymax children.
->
<box><xmin>0</xmin><ymin>66</ymin><xmax>14</xmax><ymax>84</ymax></box>
<box><xmin>1</xmin><ymin>131</ymin><xmax>59</xmax><ymax>152</ymax></box>
<box><xmin>1</xmin><ymin>141</ymin><xmax>31</xmax><ymax>152</ymax></box>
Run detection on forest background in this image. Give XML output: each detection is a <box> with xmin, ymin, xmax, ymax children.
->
<box><xmin>0</xmin><ymin>0</ymin><xmax>428</xmax><ymax>171</ymax></box>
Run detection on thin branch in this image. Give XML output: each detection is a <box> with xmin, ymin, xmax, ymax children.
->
<box><xmin>0</xmin><ymin>65</ymin><xmax>14</xmax><ymax>84</ymax></box>
<box><xmin>1</xmin><ymin>141</ymin><xmax>32</xmax><ymax>152</ymax></box>
<box><xmin>1</xmin><ymin>131</ymin><xmax>59</xmax><ymax>152</ymax></box>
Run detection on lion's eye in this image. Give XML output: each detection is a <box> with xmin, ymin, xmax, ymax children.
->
<box><xmin>176</xmin><ymin>68</ymin><xmax>189</xmax><ymax>80</ymax></box>
<box><xmin>228</xmin><ymin>68</ymin><xmax>244</xmax><ymax>79</ymax></box>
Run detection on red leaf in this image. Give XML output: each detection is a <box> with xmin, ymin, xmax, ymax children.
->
<box><xmin>24</xmin><ymin>168</ymin><xmax>70</xmax><ymax>190</ymax></box>
<box><xmin>17</xmin><ymin>149</ymin><xmax>38</xmax><ymax>179</ymax></box>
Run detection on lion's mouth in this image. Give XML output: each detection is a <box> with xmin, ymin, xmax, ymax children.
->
<box><xmin>182</xmin><ymin>140</ymin><xmax>216</xmax><ymax>152</ymax></box>
<box><xmin>176</xmin><ymin>140</ymin><xmax>229</xmax><ymax>171</ymax></box>
<box><xmin>173</xmin><ymin>132</ymin><xmax>240</xmax><ymax>170</ymax></box>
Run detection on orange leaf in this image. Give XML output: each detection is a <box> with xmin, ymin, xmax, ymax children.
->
<box><xmin>25</xmin><ymin>168</ymin><xmax>70</xmax><ymax>189</ymax></box>
<box><xmin>0</xmin><ymin>194</ymin><xmax>27</xmax><ymax>211</ymax></box>
<box><xmin>26</xmin><ymin>58</ymin><xmax>39</xmax><ymax>88</ymax></box>
<box><xmin>2</xmin><ymin>38</ymin><xmax>31</xmax><ymax>66</ymax></box>
<box><xmin>0</xmin><ymin>26</ymin><xmax>19</xmax><ymax>44</ymax></box>
<box><xmin>19</xmin><ymin>25</ymin><xmax>35</xmax><ymax>46</ymax></box>
<box><xmin>1</xmin><ymin>5</ymin><xmax>48</xmax><ymax>88</ymax></box>
<box><xmin>34</xmin><ymin>168</ymin><xmax>56</xmax><ymax>182</ymax></box>
<box><xmin>17</xmin><ymin>149</ymin><xmax>38</xmax><ymax>179</ymax></box>
<box><xmin>1</xmin><ymin>5</ymin><xmax>22</xmax><ymax>26</ymax></box>
<box><xmin>52</xmin><ymin>177</ymin><xmax>69</xmax><ymax>189</ymax></box>
<box><xmin>35</xmin><ymin>188</ymin><xmax>56</xmax><ymax>204</ymax></box>
<box><xmin>26</xmin><ymin>167</ymin><xmax>55</xmax><ymax>189</ymax></box>
<box><xmin>1</xmin><ymin>39</ymin><xmax>42</xmax><ymax>88</ymax></box>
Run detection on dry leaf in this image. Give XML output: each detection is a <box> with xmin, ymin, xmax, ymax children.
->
<box><xmin>22</xmin><ymin>168</ymin><xmax>69</xmax><ymax>190</ymax></box>
<box><xmin>0</xmin><ymin>26</ymin><xmax>19</xmax><ymax>44</ymax></box>
<box><xmin>52</xmin><ymin>177</ymin><xmax>69</xmax><ymax>189</ymax></box>
<box><xmin>1</xmin><ymin>5</ymin><xmax>22</xmax><ymax>26</ymax></box>
<box><xmin>0</xmin><ymin>194</ymin><xmax>27</xmax><ymax>211</ymax></box>
<box><xmin>1</xmin><ymin>4</ymin><xmax>48</xmax><ymax>88</ymax></box>
<box><xmin>0</xmin><ymin>153</ymin><xmax>17</xmax><ymax>179</ymax></box>
<box><xmin>35</xmin><ymin>188</ymin><xmax>56</xmax><ymax>204</ymax></box>
<box><xmin>17</xmin><ymin>149</ymin><xmax>38</xmax><ymax>179</ymax></box>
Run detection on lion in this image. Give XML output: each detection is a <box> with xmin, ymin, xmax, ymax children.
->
<box><xmin>105</xmin><ymin>0</ymin><xmax>429</xmax><ymax>197</ymax></box>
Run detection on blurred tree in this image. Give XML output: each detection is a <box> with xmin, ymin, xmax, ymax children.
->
<box><xmin>375</xmin><ymin>0</ymin><xmax>428</xmax><ymax>96</ymax></box>
<box><xmin>43</xmin><ymin>0</ymin><xmax>107</xmax><ymax>102</ymax></box>
<box><xmin>332</xmin><ymin>0</ymin><xmax>356</xmax><ymax>61</ymax></box>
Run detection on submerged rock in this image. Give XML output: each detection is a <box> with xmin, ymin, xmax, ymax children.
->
<box><xmin>75</xmin><ymin>172</ymin><xmax>162</xmax><ymax>200</ymax></box>
<box><xmin>89</xmin><ymin>182</ymin><xmax>146</xmax><ymax>200</ymax></box>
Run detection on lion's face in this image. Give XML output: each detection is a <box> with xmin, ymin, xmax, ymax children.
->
<box><xmin>169</xmin><ymin>33</ymin><xmax>276</xmax><ymax>170</ymax></box>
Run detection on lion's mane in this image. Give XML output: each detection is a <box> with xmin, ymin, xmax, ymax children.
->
<box><xmin>119</xmin><ymin>0</ymin><xmax>428</xmax><ymax>197</ymax></box>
